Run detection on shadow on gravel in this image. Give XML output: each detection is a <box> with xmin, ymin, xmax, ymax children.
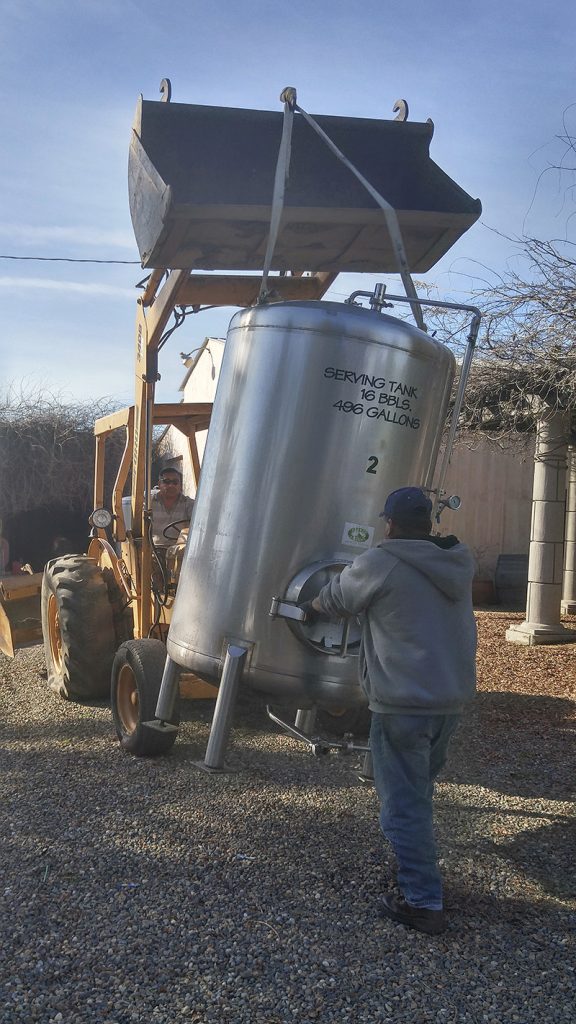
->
<box><xmin>477</xmin><ymin>819</ymin><xmax>576</xmax><ymax>901</ymax></box>
<box><xmin>444</xmin><ymin>886</ymin><xmax>575</xmax><ymax>932</ymax></box>
<box><xmin>3</xmin><ymin>685</ymin><xmax>574</xmax><ymax>799</ymax></box>
<box><xmin>435</xmin><ymin>797</ymin><xmax>576</xmax><ymax>903</ymax></box>
<box><xmin>445</xmin><ymin>689</ymin><xmax>575</xmax><ymax>800</ymax></box>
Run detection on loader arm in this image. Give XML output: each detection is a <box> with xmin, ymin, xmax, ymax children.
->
<box><xmin>131</xmin><ymin>268</ymin><xmax>190</xmax><ymax>636</ymax></box>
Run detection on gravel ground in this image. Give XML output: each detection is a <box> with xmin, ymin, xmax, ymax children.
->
<box><xmin>0</xmin><ymin>611</ymin><xmax>574</xmax><ymax>1024</ymax></box>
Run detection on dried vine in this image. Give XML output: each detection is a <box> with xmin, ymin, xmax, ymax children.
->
<box><xmin>418</xmin><ymin>234</ymin><xmax>576</xmax><ymax>447</ymax></box>
<box><xmin>0</xmin><ymin>385</ymin><xmax>122</xmax><ymax>522</ymax></box>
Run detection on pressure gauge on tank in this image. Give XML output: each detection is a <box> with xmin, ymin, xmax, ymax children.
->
<box><xmin>435</xmin><ymin>493</ymin><xmax>462</xmax><ymax>520</ymax></box>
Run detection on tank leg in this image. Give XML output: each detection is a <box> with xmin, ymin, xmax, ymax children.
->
<box><xmin>196</xmin><ymin>644</ymin><xmax>248</xmax><ymax>773</ymax></box>
<box><xmin>295</xmin><ymin>708</ymin><xmax>317</xmax><ymax>734</ymax></box>
<box><xmin>358</xmin><ymin>748</ymin><xmax>374</xmax><ymax>784</ymax></box>
<box><xmin>154</xmin><ymin>656</ymin><xmax>181</xmax><ymax>723</ymax></box>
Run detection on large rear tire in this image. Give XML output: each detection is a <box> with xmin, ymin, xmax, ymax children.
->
<box><xmin>41</xmin><ymin>555</ymin><xmax>117</xmax><ymax>700</ymax></box>
<box><xmin>111</xmin><ymin>639</ymin><xmax>180</xmax><ymax>756</ymax></box>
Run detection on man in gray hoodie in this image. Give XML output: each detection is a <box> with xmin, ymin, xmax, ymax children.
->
<box><xmin>306</xmin><ymin>486</ymin><xmax>477</xmax><ymax>935</ymax></box>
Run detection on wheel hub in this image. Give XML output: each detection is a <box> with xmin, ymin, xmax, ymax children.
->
<box><xmin>117</xmin><ymin>664</ymin><xmax>139</xmax><ymax>733</ymax></box>
<box><xmin>47</xmin><ymin>594</ymin><xmax>63</xmax><ymax>674</ymax></box>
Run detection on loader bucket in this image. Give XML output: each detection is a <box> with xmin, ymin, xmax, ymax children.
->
<box><xmin>0</xmin><ymin>572</ymin><xmax>43</xmax><ymax>658</ymax></box>
<box><xmin>129</xmin><ymin>97</ymin><xmax>481</xmax><ymax>274</ymax></box>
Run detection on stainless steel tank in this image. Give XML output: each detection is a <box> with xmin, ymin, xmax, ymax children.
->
<box><xmin>167</xmin><ymin>300</ymin><xmax>455</xmax><ymax>709</ymax></box>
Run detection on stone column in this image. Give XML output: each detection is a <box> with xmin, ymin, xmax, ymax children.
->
<box><xmin>561</xmin><ymin>444</ymin><xmax>576</xmax><ymax>614</ymax></box>
<box><xmin>507</xmin><ymin>409</ymin><xmax>576</xmax><ymax>645</ymax></box>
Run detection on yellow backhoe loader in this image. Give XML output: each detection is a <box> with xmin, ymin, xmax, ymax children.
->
<box><xmin>4</xmin><ymin>83</ymin><xmax>481</xmax><ymax>757</ymax></box>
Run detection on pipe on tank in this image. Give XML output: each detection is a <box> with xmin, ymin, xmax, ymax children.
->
<box><xmin>345</xmin><ymin>288</ymin><xmax>481</xmax><ymax>514</ymax></box>
<box><xmin>266</xmin><ymin>707</ymin><xmax>370</xmax><ymax>757</ymax></box>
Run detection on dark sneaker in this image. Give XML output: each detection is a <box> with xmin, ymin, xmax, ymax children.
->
<box><xmin>378</xmin><ymin>893</ymin><xmax>446</xmax><ymax>935</ymax></box>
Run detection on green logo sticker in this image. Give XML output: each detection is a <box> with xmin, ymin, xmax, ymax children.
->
<box><xmin>347</xmin><ymin>526</ymin><xmax>369</xmax><ymax>543</ymax></box>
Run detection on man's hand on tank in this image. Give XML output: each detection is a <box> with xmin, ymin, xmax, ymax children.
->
<box><xmin>300</xmin><ymin>600</ymin><xmax>323</xmax><ymax>623</ymax></box>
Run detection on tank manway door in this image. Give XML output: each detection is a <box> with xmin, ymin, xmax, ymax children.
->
<box><xmin>270</xmin><ymin>560</ymin><xmax>361</xmax><ymax>657</ymax></box>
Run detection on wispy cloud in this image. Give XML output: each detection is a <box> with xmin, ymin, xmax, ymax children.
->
<box><xmin>0</xmin><ymin>276</ymin><xmax>135</xmax><ymax>298</ymax></box>
<box><xmin>0</xmin><ymin>224</ymin><xmax>136</xmax><ymax>250</ymax></box>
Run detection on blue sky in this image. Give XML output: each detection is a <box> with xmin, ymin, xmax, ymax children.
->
<box><xmin>1</xmin><ymin>0</ymin><xmax>574</xmax><ymax>405</ymax></box>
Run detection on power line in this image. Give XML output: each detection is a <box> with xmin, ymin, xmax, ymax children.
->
<box><xmin>0</xmin><ymin>254</ymin><xmax>141</xmax><ymax>265</ymax></box>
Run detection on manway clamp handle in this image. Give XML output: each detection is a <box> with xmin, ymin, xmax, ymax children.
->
<box><xmin>269</xmin><ymin>597</ymin><xmax>352</xmax><ymax>658</ymax></box>
<box><xmin>269</xmin><ymin>597</ymin><xmax>306</xmax><ymax>621</ymax></box>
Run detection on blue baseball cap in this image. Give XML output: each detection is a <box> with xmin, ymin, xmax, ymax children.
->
<box><xmin>380</xmin><ymin>486</ymin><xmax>433</xmax><ymax>520</ymax></box>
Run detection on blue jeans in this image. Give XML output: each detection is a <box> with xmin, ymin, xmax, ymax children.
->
<box><xmin>370</xmin><ymin>712</ymin><xmax>461</xmax><ymax>910</ymax></box>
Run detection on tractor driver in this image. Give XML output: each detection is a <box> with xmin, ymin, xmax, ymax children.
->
<box><xmin>150</xmin><ymin>468</ymin><xmax>194</xmax><ymax>553</ymax></box>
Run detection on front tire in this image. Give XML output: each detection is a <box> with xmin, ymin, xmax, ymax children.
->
<box><xmin>41</xmin><ymin>555</ymin><xmax>117</xmax><ymax>700</ymax></box>
<box><xmin>111</xmin><ymin>639</ymin><xmax>180</xmax><ymax>756</ymax></box>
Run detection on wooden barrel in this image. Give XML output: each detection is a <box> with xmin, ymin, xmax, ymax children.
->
<box><xmin>494</xmin><ymin>554</ymin><xmax>529</xmax><ymax>609</ymax></box>
<box><xmin>472</xmin><ymin>578</ymin><xmax>496</xmax><ymax>606</ymax></box>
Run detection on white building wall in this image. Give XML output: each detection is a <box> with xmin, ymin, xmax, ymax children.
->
<box><xmin>160</xmin><ymin>338</ymin><xmax>225</xmax><ymax>497</ymax></box>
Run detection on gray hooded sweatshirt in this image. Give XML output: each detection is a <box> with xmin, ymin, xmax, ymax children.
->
<box><xmin>316</xmin><ymin>537</ymin><xmax>477</xmax><ymax>715</ymax></box>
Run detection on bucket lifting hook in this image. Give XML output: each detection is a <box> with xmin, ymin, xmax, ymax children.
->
<box><xmin>393</xmin><ymin>99</ymin><xmax>409</xmax><ymax>122</ymax></box>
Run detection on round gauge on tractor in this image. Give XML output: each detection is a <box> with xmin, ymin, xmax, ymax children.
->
<box><xmin>89</xmin><ymin>507</ymin><xmax>113</xmax><ymax>530</ymax></box>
